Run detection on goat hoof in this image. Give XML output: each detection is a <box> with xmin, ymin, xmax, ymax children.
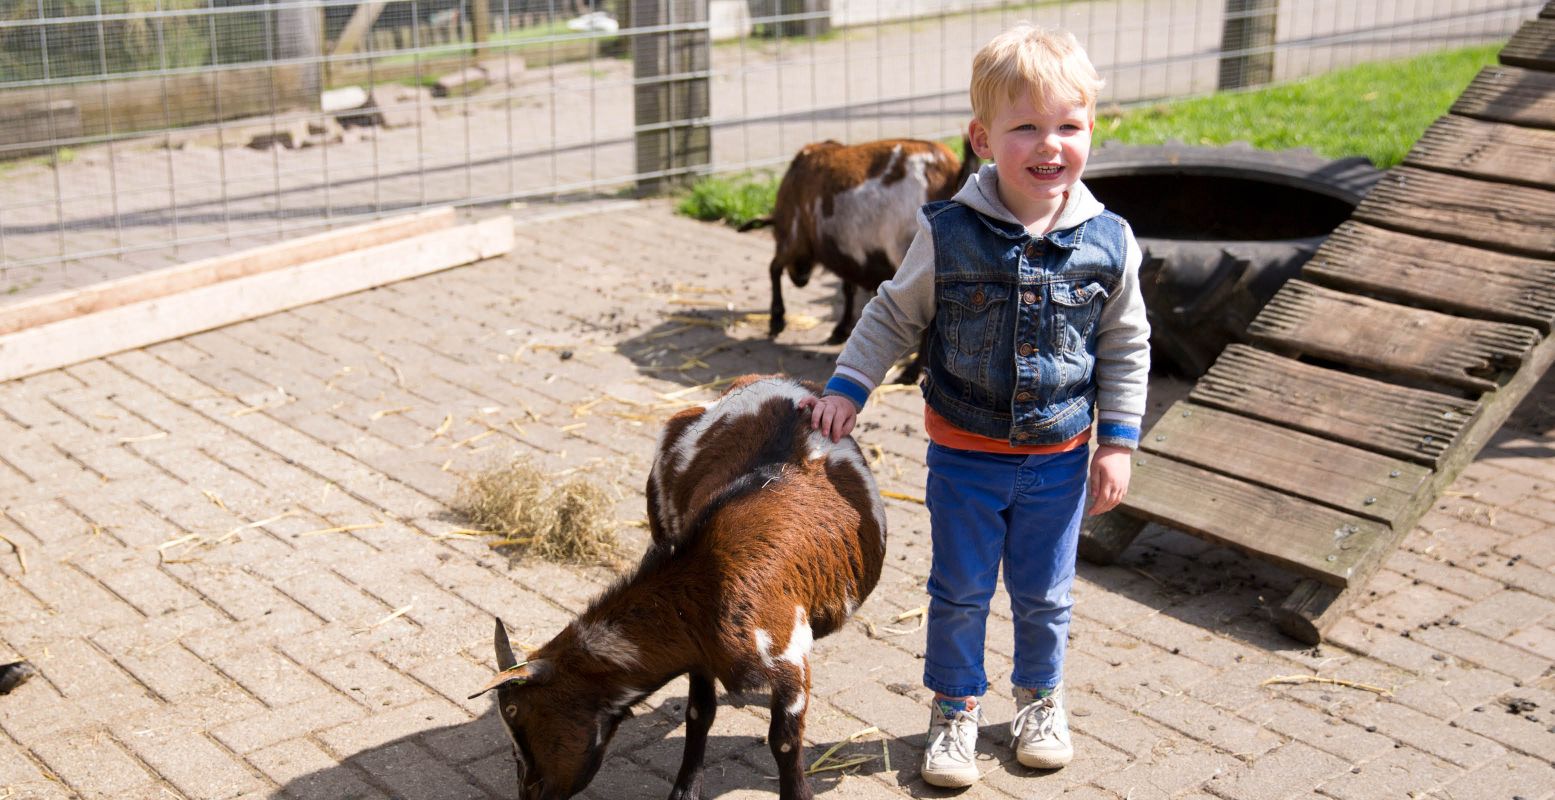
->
<box><xmin>825</xmin><ymin>326</ymin><xmax>851</xmax><ymax>346</ymax></box>
<box><xmin>769</xmin><ymin>321</ymin><xmax>786</xmax><ymax>338</ymax></box>
<box><xmin>667</xmin><ymin>780</ymin><xmax>703</xmax><ymax>800</ymax></box>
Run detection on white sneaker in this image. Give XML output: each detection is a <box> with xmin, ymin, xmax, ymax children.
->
<box><xmin>921</xmin><ymin>699</ymin><xmax>981</xmax><ymax>787</ymax></box>
<box><xmin>1011</xmin><ymin>684</ymin><xmax>1073</xmax><ymax>769</ymax></box>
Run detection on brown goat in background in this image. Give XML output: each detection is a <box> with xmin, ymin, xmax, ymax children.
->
<box><xmin>472</xmin><ymin>375</ymin><xmax>887</xmax><ymax>800</ymax></box>
<box><xmin>748</xmin><ymin>138</ymin><xmax>978</xmax><ymax>383</ymax></box>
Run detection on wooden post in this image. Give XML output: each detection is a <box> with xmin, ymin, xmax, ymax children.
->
<box><xmin>470</xmin><ymin>0</ymin><xmax>492</xmax><ymax>58</ymax></box>
<box><xmin>275</xmin><ymin>0</ymin><xmax>324</xmax><ymax>102</ymax></box>
<box><xmin>1217</xmin><ymin>0</ymin><xmax>1278</xmax><ymax>91</ymax></box>
<box><xmin>632</xmin><ymin>0</ymin><xmax>711</xmax><ymax>194</ymax></box>
<box><xmin>779</xmin><ymin>0</ymin><xmax>830</xmax><ymax>38</ymax></box>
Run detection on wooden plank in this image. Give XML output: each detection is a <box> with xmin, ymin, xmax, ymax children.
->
<box><xmin>1354</xmin><ymin>167</ymin><xmax>1555</xmax><ymax>258</ymax></box>
<box><xmin>1142</xmin><ymin>402</ymin><xmax>1432</xmax><ymax>524</ymax></box>
<box><xmin>1078</xmin><ymin>514</ymin><xmax>1148</xmax><ymax>565</ymax></box>
<box><xmin>1119</xmin><ymin>453</ymin><xmax>1385</xmax><ymax>587</ymax></box>
<box><xmin>330</xmin><ymin>1</ymin><xmax>389</xmax><ymax>58</ymax></box>
<box><xmin>1501</xmin><ymin>18</ymin><xmax>1555</xmax><ymax>71</ymax></box>
<box><xmin>1407</xmin><ymin>116</ymin><xmax>1555</xmax><ymax>190</ymax></box>
<box><xmin>1451</xmin><ymin>66</ymin><xmax>1555</xmax><ymax>130</ymax></box>
<box><xmin>0</xmin><ymin>217</ymin><xmax>514</xmax><ymax>383</ymax></box>
<box><xmin>1276</xmin><ymin>310</ymin><xmax>1555</xmax><ymax>643</ymax></box>
<box><xmin>1191</xmin><ymin>345</ymin><xmax>1479</xmax><ymax>467</ymax></box>
<box><xmin>1305</xmin><ymin>222</ymin><xmax>1555</xmax><ymax>333</ymax></box>
<box><xmin>1248</xmin><ymin>280</ymin><xmax>1540</xmax><ymax>393</ymax></box>
<box><xmin>0</xmin><ymin>208</ymin><xmax>457</xmax><ymax>337</ymax></box>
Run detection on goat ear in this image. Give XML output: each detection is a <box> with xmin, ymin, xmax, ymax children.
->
<box><xmin>467</xmin><ymin>659</ymin><xmax>555</xmax><ymax>699</ymax></box>
<box><xmin>494</xmin><ymin>617</ymin><xmax>518</xmax><ymax>670</ymax></box>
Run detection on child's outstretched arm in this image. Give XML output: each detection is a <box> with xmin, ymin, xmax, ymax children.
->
<box><xmin>805</xmin><ymin>210</ymin><xmax>938</xmax><ymax>440</ymax></box>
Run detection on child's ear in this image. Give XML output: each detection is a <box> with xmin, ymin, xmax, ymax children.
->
<box><xmin>967</xmin><ymin>119</ymin><xmax>992</xmax><ymax>160</ymax></box>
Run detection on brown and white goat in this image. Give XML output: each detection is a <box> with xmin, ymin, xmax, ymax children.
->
<box><xmin>752</xmin><ymin>138</ymin><xmax>978</xmax><ymax>373</ymax></box>
<box><xmin>472</xmin><ymin>375</ymin><xmax>887</xmax><ymax>800</ymax></box>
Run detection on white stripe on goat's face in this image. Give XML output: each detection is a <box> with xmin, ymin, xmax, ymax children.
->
<box><xmin>573</xmin><ymin>620</ymin><xmax>641</xmax><ymax>669</ymax></box>
<box><xmin>828</xmin><ymin>439</ymin><xmax>887</xmax><ymax>547</ymax></box>
<box><xmin>821</xmin><ymin>147</ymin><xmax>937</xmax><ymax>267</ymax></box>
<box><xmin>754</xmin><ymin>605</ymin><xmax>814</xmax><ymax>670</ymax></box>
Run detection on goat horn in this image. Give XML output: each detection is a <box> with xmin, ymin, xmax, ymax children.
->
<box><xmin>494</xmin><ymin>617</ymin><xmax>518</xmax><ymax>670</ymax></box>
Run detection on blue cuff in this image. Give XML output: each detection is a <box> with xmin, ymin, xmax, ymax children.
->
<box><xmin>824</xmin><ymin>375</ymin><xmax>870</xmax><ymax>410</ymax></box>
<box><xmin>1096</xmin><ymin>421</ymin><xmax>1140</xmax><ymax>448</ymax></box>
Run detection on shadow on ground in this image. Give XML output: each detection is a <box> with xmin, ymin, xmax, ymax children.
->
<box><xmin>273</xmin><ymin>691</ymin><xmax>1033</xmax><ymax>800</ymax></box>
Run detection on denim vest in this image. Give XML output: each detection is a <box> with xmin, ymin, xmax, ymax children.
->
<box><xmin>920</xmin><ymin>200</ymin><xmax>1129</xmax><ymax>445</ymax></box>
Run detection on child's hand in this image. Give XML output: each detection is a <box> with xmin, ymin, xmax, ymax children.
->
<box><xmin>1087</xmin><ymin>445</ymin><xmax>1133</xmax><ymax>516</ymax></box>
<box><xmin>798</xmin><ymin>395</ymin><xmax>858</xmax><ymax>442</ymax></box>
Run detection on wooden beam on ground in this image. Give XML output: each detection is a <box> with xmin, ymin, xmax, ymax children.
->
<box><xmin>1117</xmin><ymin>453</ymin><xmax>1387</xmax><ymax>586</ymax></box>
<box><xmin>1451</xmin><ymin>65</ymin><xmax>1555</xmax><ymax>129</ymax></box>
<box><xmin>1190</xmin><ymin>345</ymin><xmax>1478</xmax><ymax>467</ymax></box>
<box><xmin>1249</xmin><ymin>280</ymin><xmax>1540</xmax><ymax>393</ymax></box>
<box><xmin>1407</xmin><ymin>116</ymin><xmax>1555</xmax><ymax>191</ymax></box>
<box><xmin>0</xmin><ymin>216</ymin><xmax>514</xmax><ymax>383</ymax></box>
<box><xmin>1305</xmin><ymin>222</ymin><xmax>1555</xmax><ymax>332</ymax></box>
<box><xmin>1142</xmin><ymin>402</ymin><xmax>1432</xmax><ymax>524</ymax></box>
<box><xmin>1501</xmin><ymin>18</ymin><xmax>1555</xmax><ymax>71</ymax></box>
<box><xmin>1355</xmin><ymin>167</ymin><xmax>1555</xmax><ymax>258</ymax></box>
<box><xmin>0</xmin><ymin>208</ymin><xmax>456</xmax><ymax>337</ymax></box>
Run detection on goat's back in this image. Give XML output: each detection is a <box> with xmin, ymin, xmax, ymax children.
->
<box><xmin>647</xmin><ymin>376</ymin><xmax>887</xmax><ymax>639</ymax></box>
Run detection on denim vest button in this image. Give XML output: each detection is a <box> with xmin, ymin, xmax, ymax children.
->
<box><xmin>972</xmin><ymin>289</ymin><xmax>986</xmax><ymax>306</ymax></box>
<box><xmin>1014</xmin><ymin>432</ymin><xmax>1031</xmax><ymax>441</ymax></box>
<box><xmin>1021</xmin><ymin>290</ymin><xmax>1037</xmax><ymax>304</ymax></box>
<box><xmin>1015</xmin><ymin>391</ymin><xmax>1033</xmax><ymax>402</ymax></box>
<box><xmin>1018</xmin><ymin>343</ymin><xmax>1035</xmax><ymax>357</ymax></box>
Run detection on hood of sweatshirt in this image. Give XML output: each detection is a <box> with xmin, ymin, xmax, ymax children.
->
<box><xmin>952</xmin><ymin>162</ymin><xmax>1108</xmax><ymax>234</ymax></box>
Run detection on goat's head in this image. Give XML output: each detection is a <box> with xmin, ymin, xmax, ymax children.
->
<box><xmin>469</xmin><ymin>619</ymin><xmax>631</xmax><ymax>800</ymax></box>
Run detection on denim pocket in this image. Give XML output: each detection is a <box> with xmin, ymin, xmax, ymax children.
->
<box><xmin>940</xmin><ymin>282</ymin><xmax>1011</xmax><ymax>357</ymax></box>
<box><xmin>1049</xmin><ymin>280</ymin><xmax>1108</xmax><ymax>355</ymax></box>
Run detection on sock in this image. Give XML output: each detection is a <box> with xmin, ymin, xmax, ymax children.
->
<box><xmin>934</xmin><ymin>696</ymin><xmax>977</xmax><ymax>717</ymax></box>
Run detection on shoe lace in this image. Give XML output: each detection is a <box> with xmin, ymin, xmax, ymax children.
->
<box><xmin>1011</xmin><ymin>695</ymin><xmax>1056</xmax><ymax>741</ymax></box>
<box><xmin>928</xmin><ymin>709</ymin><xmax>978</xmax><ymax>763</ymax></box>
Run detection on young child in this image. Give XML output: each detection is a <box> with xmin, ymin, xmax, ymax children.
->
<box><xmin>798</xmin><ymin>24</ymin><xmax>1150</xmax><ymax>787</ymax></box>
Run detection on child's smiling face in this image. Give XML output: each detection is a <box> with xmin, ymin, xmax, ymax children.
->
<box><xmin>968</xmin><ymin>93</ymin><xmax>1093</xmax><ymax>227</ymax></box>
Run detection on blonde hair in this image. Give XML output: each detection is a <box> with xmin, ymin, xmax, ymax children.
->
<box><xmin>970</xmin><ymin>24</ymin><xmax>1105</xmax><ymax>122</ymax></box>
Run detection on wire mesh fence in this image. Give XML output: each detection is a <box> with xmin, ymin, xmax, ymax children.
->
<box><xmin>0</xmin><ymin>0</ymin><xmax>1539</xmax><ymax>296</ymax></box>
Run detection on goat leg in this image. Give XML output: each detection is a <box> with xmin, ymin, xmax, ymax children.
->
<box><xmin>769</xmin><ymin>260</ymin><xmax>788</xmax><ymax>337</ymax></box>
<box><xmin>667</xmin><ymin>673</ymin><xmax>718</xmax><ymax>800</ymax></box>
<box><xmin>767</xmin><ymin>673</ymin><xmax>814</xmax><ymax>800</ymax></box>
<box><xmin>826</xmin><ymin>282</ymin><xmax>859</xmax><ymax>345</ymax></box>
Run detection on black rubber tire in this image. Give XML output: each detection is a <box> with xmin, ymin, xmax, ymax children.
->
<box><xmin>1083</xmin><ymin>143</ymin><xmax>1384</xmax><ymax>377</ymax></box>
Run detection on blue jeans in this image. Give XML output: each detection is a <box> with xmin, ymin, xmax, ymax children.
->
<box><xmin>922</xmin><ymin>443</ymin><xmax>1088</xmax><ymax>698</ymax></box>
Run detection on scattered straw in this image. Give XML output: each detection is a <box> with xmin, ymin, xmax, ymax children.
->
<box><xmin>371</xmin><ymin>406</ymin><xmax>414</xmax><ymax>421</ymax></box>
<box><xmin>806</xmin><ymin>726</ymin><xmax>881</xmax><ymax>775</ymax></box>
<box><xmin>298</xmin><ymin>521</ymin><xmax>383</xmax><ymax>537</ymax></box>
<box><xmin>202</xmin><ymin>490</ymin><xmax>227</xmax><ymax>511</ymax></box>
<box><xmin>659</xmin><ymin>376</ymin><xmax>737</xmax><ymax>401</ymax></box>
<box><xmin>872</xmin><ymin>383</ymin><xmax>918</xmax><ymax>395</ymax></box>
<box><xmin>1260</xmin><ymin>674</ymin><xmax>1393</xmax><ymax>696</ymax></box>
<box><xmin>357</xmin><ymin>601</ymin><xmax>414</xmax><ymax>635</ymax></box>
<box><xmin>452</xmin><ymin>458</ymin><xmax>620</xmax><ymax>566</ymax></box>
<box><xmin>866</xmin><ymin>607</ymin><xmax>926</xmax><ymax>638</ymax></box>
<box><xmin>433</xmin><ymin>414</ymin><xmax>454</xmax><ymax>437</ymax></box>
<box><xmin>119</xmin><ymin>431</ymin><xmax>167</xmax><ymax>444</ymax></box>
<box><xmin>880</xmin><ymin>490</ymin><xmax>924</xmax><ymax>505</ymax></box>
<box><xmin>0</xmin><ymin>533</ymin><xmax>27</xmax><ymax>575</ymax></box>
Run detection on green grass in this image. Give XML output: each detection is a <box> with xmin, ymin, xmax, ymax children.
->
<box><xmin>675</xmin><ymin>171</ymin><xmax>780</xmax><ymax>228</ymax></box>
<box><xmin>1093</xmin><ymin>44</ymin><xmax>1500</xmax><ymax>168</ymax></box>
<box><xmin>676</xmin><ymin>44</ymin><xmax>1500</xmax><ymax>224</ymax></box>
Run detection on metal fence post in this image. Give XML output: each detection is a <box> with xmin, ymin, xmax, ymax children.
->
<box><xmin>1217</xmin><ymin>0</ymin><xmax>1279</xmax><ymax>91</ymax></box>
<box><xmin>633</xmin><ymin>0</ymin><xmax>711</xmax><ymax>194</ymax></box>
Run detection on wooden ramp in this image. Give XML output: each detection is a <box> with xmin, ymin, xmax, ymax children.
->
<box><xmin>1081</xmin><ymin>6</ymin><xmax>1555</xmax><ymax>644</ymax></box>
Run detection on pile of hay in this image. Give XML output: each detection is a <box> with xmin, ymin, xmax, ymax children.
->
<box><xmin>453</xmin><ymin>459</ymin><xmax>620</xmax><ymax>566</ymax></box>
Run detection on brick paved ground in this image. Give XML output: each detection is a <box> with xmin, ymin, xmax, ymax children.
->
<box><xmin>1</xmin><ymin>201</ymin><xmax>1553</xmax><ymax>799</ymax></box>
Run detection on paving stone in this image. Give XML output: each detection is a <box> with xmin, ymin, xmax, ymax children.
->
<box><xmin>246</xmin><ymin>738</ymin><xmax>388</xmax><ymax>799</ymax></box>
<box><xmin>1138</xmin><ymin>692</ymin><xmax>1283</xmax><ymax>758</ymax></box>
<box><xmin>122</xmin><ymin>730</ymin><xmax>271</xmax><ymax>799</ymax></box>
<box><xmin>1453</xmin><ymin>589</ymin><xmax>1555</xmax><ymax>641</ymax></box>
<box><xmin>28</xmin><ymin>730</ymin><xmax>158</xmax><ymax>797</ymax></box>
<box><xmin>1238</xmin><ymin>698</ymin><xmax>1393</xmax><ymax>764</ymax></box>
<box><xmin>1315</xmin><ymin>745</ymin><xmax>1460</xmax><ymax>800</ymax></box>
<box><xmin>1348</xmin><ymin>699</ymin><xmax>1506</xmax><ymax>769</ymax></box>
<box><xmin>1437</xmin><ymin>752</ymin><xmax>1555</xmax><ymax>800</ymax></box>
<box><xmin>1203</xmin><ymin>741</ymin><xmax>1350</xmax><ymax>800</ymax></box>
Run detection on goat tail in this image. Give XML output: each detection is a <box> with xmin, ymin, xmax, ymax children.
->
<box><xmin>737</xmin><ymin>216</ymin><xmax>774</xmax><ymax>233</ymax></box>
